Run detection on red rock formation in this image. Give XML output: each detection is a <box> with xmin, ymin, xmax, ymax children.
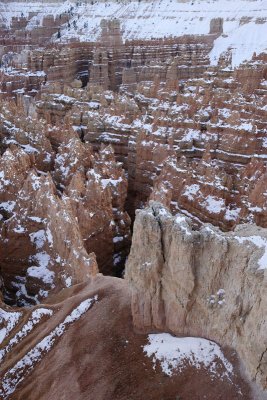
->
<box><xmin>0</xmin><ymin>99</ymin><xmax>131</xmax><ymax>284</ymax></box>
<box><xmin>0</xmin><ymin>154</ymin><xmax>98</xmax><ymax>305</ymax></box>
<box><xmin>3</xmin><ymin>43</ymin><xmax>266</xmax><ymax>230</ymax></box>
<box><xmin>0</xmin><ymin>5</ymin><xmax>267</xmax><ymax>397</ymax></box>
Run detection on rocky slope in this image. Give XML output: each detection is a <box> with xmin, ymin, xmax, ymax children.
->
<box><xmin>0</xmin><ymin>275</ymin><xmax>254</xmax><ymax>400</ymax></box>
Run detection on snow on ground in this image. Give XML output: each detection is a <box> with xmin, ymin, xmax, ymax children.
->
<box><xmin>56</xmin><ymin>0</ymin><xmax>267</xmax><ymax>42</ymax></box>
<box><xmin>0</xmin><ymin>296</ymin><xmax>98</xmax><ymax>398</ymax></box>
<box><xmin>202</xmin><ymin>195</ymin><xmax>225</xmax><ymax>214</ymax></box>
<box><xmin>182</xmin><ymin>184</ymin><xmax>242</xmax><ymax>221</ymax></box>
<box><xmin>0</xmin><ymin>0</ymin><xmax>72</xmax><ymax>27</ymax></box>
<box><xmin>0</xmin><ymin>308</ymin><xmax>53</xmax><ymax>362</ymax></box>
<box><xmin>0</xmin><ymin>201</ymin><xmax>16</xmax><ymax>213</ymax></box>
<box><xmin>101</xmin><ymin>176</ymin><xmax>123</xmax><ymax>189</ymax></box>
<box><xmin>1</xmin><ymin>0</ymin><xmax>266</xmax><ymax>67</ymax></box>
<box><xmin>143</xmin><ymin>333</ymin><xmax>233</xmax><ymax>379</ymax></box>
<box><xmin>28</xmin><ymin>252</ymin><xmax>55</xmax><ymax>284</ymax></box>
<box><xmin>29</xmin><ymin>229</ymin><xmax>52</xmax><ymax>250</ymax></box>
<box><xmin>175</xmin><ymin>215</ymin><xmax>192</xmax><ymax>236</ymax></box>
<box><xmin>26</xmin><ymin>220</ymin><xmax>55</xmax><ymax>291</ymax></box>
<box><xmin>183</xmin><ymin>184</ymin><xmax>200</xmax><ymax>201</ymax></box>
<box><xmin>0</xmin><ymin>309</ymin><xmax>22</xmax><ymax>345</ymax></box>
<box><xmin>235</xmin><ymin>235</ymin><xmax>267</xmax><ymax>270</ymax></box>
<box><xmin>225</xmin><ymin>207</ymin><xmax>241</xmax><ymax>221</ymax></box>
<box><xmin>210</xmin><ymin>19</ymin><xmax>267</xmax><ymax>67</ymax></box>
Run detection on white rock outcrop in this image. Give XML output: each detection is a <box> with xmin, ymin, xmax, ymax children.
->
<box><xmin>125</xmin><ymin>201</ymin><xmax>267</xmax><ymax>390</ymax></box>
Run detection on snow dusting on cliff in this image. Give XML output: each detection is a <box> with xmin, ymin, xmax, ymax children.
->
<box><xmin>0</xmin><ymin>0</ymin><xmax>266</xmax><ymax>67</ymax></box>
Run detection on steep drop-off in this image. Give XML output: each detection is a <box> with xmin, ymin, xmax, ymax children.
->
<box><xmin>126</xmin><ymin>202</ymin><xmax>267</xmax><ymax>390</ymax></box>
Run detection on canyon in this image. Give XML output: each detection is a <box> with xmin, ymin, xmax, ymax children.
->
<box><xmin>0</xmin><ymin>0</ymin><xmax>267</xmax><ymax>399</ymax></box>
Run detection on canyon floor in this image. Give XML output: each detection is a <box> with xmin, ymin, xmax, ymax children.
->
<box><xmin>0</xmin><ymin>0</ymin><xmax>267</xmax><ymax>399</ymax></box>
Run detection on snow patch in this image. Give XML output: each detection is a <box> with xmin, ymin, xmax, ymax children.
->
<box><xmin>235</xmin><ymin>235</ymin><xmax>267</xmax><ymax>270</ymax></box>
<box><xmin>202</xmin><ymin>195</ymin><xmax>225</xmax><ymax>214</ymax></box>
<box><xmin>143</xmin><ymin>333</ymin><xmax>233</xmax><ymax>379</ymax></box>
<box><xmin>0</xmin><ymin>308</ymin><xmax>53</xmax><ymax>362</ymax></box>
<box><xmin>0</xmin><ymin>296</ymin><xmax>98</xmax><ymax>398</ymax></box>
<box><xmin>28</xmin><ymin>252</ymin><xmax>54</xmax><ymax>284</ymax></box>
<box><xmin>183</xmin><ymin>184</ymin><xmax>200</xmax><ymax>201</ymax></box>
<box><xmin>0</xmin><ymin>309</ymin><xmax>22</xmax><ymax>345</ymax></box>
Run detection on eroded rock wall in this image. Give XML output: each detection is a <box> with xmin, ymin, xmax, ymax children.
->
<box><xmin>125</xmin><ymin>202</ymin><xmax>267</xmax><ymax>389</ymax></box>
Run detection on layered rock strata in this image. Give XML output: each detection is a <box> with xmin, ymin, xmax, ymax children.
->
<box><xmin>32</xmin><ymin>48</ymin><xmax>267</xmax><ymax>227</ymax></box>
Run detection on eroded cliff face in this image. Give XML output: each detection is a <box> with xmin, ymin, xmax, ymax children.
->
<box><xmin>125</xmin><ymin>202</ymin><xmax>267</xmax><ymax>390</ymax></box>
